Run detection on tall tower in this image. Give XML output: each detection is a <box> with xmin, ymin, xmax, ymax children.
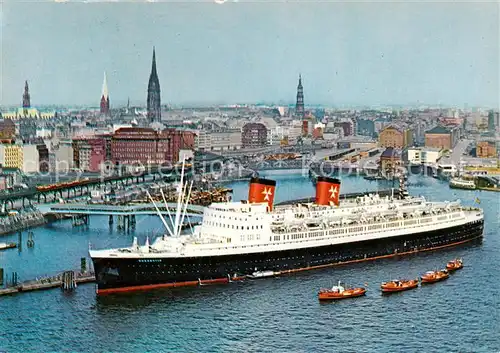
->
<box><xmin>100</xmin><ymin>72</ymin><xmax>110</xmax><ymax>115</ymax></box>
<box><xmin>23</xmin><ymin>80</ymin><xmax>31</xmax><ymax>115</ymax></box>
<box><xmin>147</xmin><ymin>47</ymin><xmax>161</xmax><ymax>123</ymax></box>
<box><xmin>295</xmin><ymin>74</ymin><xmax>304</xmax><ymax>117</ymax></box>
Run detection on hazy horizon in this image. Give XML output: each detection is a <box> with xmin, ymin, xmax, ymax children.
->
<box><xmin>1</xmin><ymin>2</ymin><xmax>498</xmax><ymax>109</ymax></box>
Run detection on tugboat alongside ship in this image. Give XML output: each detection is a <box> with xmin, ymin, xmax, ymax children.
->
<box><xmin>89</xmin><ymin>160</ymin><xmax>484</xmax><ymax>295</ymax></box>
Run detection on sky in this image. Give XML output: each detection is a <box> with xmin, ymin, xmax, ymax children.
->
<box><xmin>0</xmin><ymin>1</ymin><xmax>498</xmax><ymax>108</ymax></box>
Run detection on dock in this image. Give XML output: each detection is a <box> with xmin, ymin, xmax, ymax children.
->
<box><xmin>0</xmin><ymin>271</ymin><xmax>95</xmax><ymax>297</ymax></box>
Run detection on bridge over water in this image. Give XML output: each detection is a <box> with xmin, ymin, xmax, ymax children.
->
<box><xmin>39</xmin><ymin>202</ymin><xmax>204</xmax><ymax>217</ymax></box>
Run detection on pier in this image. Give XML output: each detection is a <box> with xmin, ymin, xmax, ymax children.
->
<box><xmin>0</xmin><ymin>270</ymin><xmax>95</xmax><ymax>296</ymax></box>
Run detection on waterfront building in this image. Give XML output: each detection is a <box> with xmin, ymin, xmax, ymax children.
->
<box><xmin>380</xmin><ymin>147</ymin><xmax>402</xmax><ymax>173</ymax></box>
<box><xmin>195</xmin><ymin>130</ymin><xmax>242</xmax><ymax>151</ymax></box>
<box><xmin>425</xmin><ymin>125</ymin><xmax>459</xmax><ymax>150</ymax></box>
<box><xmin>404</xmin><ymin>147</ymin><xmax>443</xmax><ymax>165</ymax></box>
<box><xmin>241</xmin><ymin>123</ymin><xmax>268</xmax><ymax>148</ymax></box>
<box><xmin>147</xmin><ymin>47</ymin><xmax>161</xmax><ymax>123</ymax></box>
<box><xmin>378</xmin><ymin>126</ymin><xmax>413</xmax><ymax>149</ymax></box>
<box><xmin>476</xmin><ymin>140</ymin><xmax>497</xmax><ymax>158</ymax></box>
<box><xmin>295</xmin><ymin>74</ymin><xmax>305</xmax><ymax>117</ymax></box>
<box><xmin>111</xmin><ymin>127</ymin><xmax>195</xmax><ymax>165</ymax></box>
<box><xmin>100</xmin><ymin>72</ymin><xmax>110</xmax><ymax>116</ymax></box>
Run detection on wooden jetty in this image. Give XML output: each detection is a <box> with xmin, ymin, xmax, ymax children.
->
<box><xmin>0</xmin><ymin>271</ymin><xmax>95</xmax><ymax>297</ymax></box>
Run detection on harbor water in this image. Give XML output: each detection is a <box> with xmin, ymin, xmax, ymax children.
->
<box><xmin>0</xmin><ymin>174</ymin><xmax>499</xmax><ymax>352</ymax></box>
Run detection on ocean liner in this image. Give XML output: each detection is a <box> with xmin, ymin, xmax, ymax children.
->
<box><xmin>89</xmin><ymin>164</ymin><xmax>484</xmax><ymax>294</ymax></box>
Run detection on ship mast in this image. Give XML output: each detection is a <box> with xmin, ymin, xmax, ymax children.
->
<box><xmin>173</xmin><ymin>159</ymin><xmax>186</xmax><ymax>236</ymax></box>
<box><xmin>146</xmin><ymin>190</ymin><xmax>174</xmax><ymax>237</ymax></box>
<box><xmin>171</xmin><ymin>158</ymin><xmax>193</xmax><ymax>237</ymax></box>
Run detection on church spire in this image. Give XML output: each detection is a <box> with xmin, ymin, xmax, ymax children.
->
<box><xmin>147</xmin><ymin>46</ymin><xmax>161</xmax><ymax>123</ymax></box>
<box><xmin>100</xmin><ymin>71</ymin><xmax>110</xmax><ymax>116</ymax></box>
<box><xmin>101</xmin><ymin>71</ymin><xmax>109</xmax><ymax>100</ymax></box>
<box><xmin>295</xmin><ymin>74</ymin><xmax>304</xmax><ymax>117</ymax></box>
<box><xmin>152</xmin><ymin>46</ymin><xmax>157</xmax><ymax>74</ymax></box>
<box><xmin>23</xmin><ymin>80</ymin><xmax>31</xmax><ymax>108</ymax></box>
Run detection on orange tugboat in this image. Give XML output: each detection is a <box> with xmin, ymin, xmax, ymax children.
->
<box><xmin>446</xmin><ymin>258</ymin><xmax>463</xmax><ymax>271</ymax></box>
<box><xmin>420</xmin><ymin>270</ymin><xmax>449</xmax><ymax>284</ymax></box>
<box><xmin>381</xmin><ymin>279</ymin><xmax>419</xmax><ymax>293</ymax></box>
<box><xmin>318</xmin><ymin>281</ymin><xmax>367</xmax><ymax>301</ymax></box>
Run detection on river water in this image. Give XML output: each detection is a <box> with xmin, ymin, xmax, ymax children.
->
<box><xmin>0</xmin><ymin>174</ymin><xmax>499</xmax><ymax>352</ymax></box>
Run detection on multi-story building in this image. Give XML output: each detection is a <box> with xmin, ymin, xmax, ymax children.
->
<box><xmin>37</xmin><ymin>142</ymin><xmax>49</xmax><ymax>173</ymax></box>
<box><xmin>49</xmin><ymin>141</ymin><xmax>73</xmax><ymax>173</ymax></box>
<box><xmin>73</xmin><ymin>138</ymin><xmax>106</xmax><ymax>172</ymax></box>
<box><xmin>0</xmin><ymin>144</ymin><xmax>40</xmax><ymax>173</ymax></box>
<box><xmin>195</xmin><ymin>130</ymin><xmax>241</xmax><ymax>151</ymax></box>
<box><xmin>425</xmin><ymin>126</ymin><xmax>458</xmax><ymax>150</ymax></box>
<box><xmin>476</xmin><ymin>140</ymin><xmax>497</xmax><ymax>158</ymax></box>
<box><xmin>241</xmin><ymin>123</ymin><xmax>268</xmax><ymax>148</ymax></box>
<box><xmin>379</xmin><ymin>126</ymin><xmax>413</xmax><ymax>148</ymax></box>
<box><xmin>333</xmin><ymin>119</ymin><xmax>355</xmax><ymax>137</ymax></box>
<box><xmin>96</xmin><ymin>134</ymin><xmax>112</xmax><ymax>161</ymax></box>
<box><xmin>380</xmin><ymin>147</ymin><xmax>402</xmax><ymax>173</ymax></box>
<box><xmin>0</xmin><ymin>145</ymin><xmax>22</xmax><ymax>171</ymax></box>
<box><xmin>22</xmin><ymin>145</ymin><xmax>40</xmax><ymax>173</ymax></box>
<box><xmin>488</xmin><ymin>111</ymin><xmax>495</xmax><ymax>133</ymax></box>
<box><xmin>78</xmin><ymin>144</ymin><xmax>91</xmax><ymax>172</ymax></box>
<box><xmin>357</xmin><ymin>119</ymin><xmax>375</xmax><ymax>137</ymax></box>
<box><xmin>404</xmin><ymin>147</ymin><xmax>443</xmax><ymax>165</ymax></box>
<box><xmin>111</xmin><ymin>127</ymin><xmax>195</xmax><ymax>165</ymax></box>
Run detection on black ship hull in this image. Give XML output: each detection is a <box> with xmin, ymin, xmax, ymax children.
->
<box><xmin>92</xmin><ymin>219</ymin><xmax>483</xmax><ymax>294</ymax></box>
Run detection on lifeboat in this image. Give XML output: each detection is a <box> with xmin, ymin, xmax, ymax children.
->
<box><xmin>381</xmin><ymin>279</ymin><xmax>419</xmax><ymax>293</ymax></box>
<box><xmin>446</xmin><ymin>258</ymin><xmax>463</xmax><ymax>271</ymax></box>
<box><xmin>420</xmin><ymin>270</ymin><xmax>449</xmax><ymax>284</ymax></box>
<box><xmin>318</xmin><ymin>281</ymin><xmax>367</xmax><ymax>301</ymax></box>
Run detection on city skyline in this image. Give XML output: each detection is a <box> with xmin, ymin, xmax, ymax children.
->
<box><xmin>1</xmin><ymin>2</ymin><xmax>498</xmax><ymax>108</ymax></box>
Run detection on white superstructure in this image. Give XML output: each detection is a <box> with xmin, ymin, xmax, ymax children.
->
<box><xmin>90</xmin><ymin>193</ymin><xmax>483</xmax><ymax>259</ymax></box>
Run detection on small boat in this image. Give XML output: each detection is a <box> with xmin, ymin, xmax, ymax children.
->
<box><xmin>0</xmin><ymin>242</ymin><xmax>17</xmax><ymax>250</ymax></box>
<box><xmin>381</xmin><ymin>279</ymin><xmax>419</xmax><ymax>293</ymax></box>
<box><xmin>318</xmin><ymin>281</ymin><xmax>367</xmax><ymax>301</ymax></box>
<box><xmin>246</xmin><ymin>270</ymin><xmax>277</xmax><ymax>280</ymax></box>
<box><xmin>420</xmin><ymin>270</ymin><xmax>449</xmax><ymax>284</ymax></box>
<box><xmin>449</xmin><ymin>178</ymin><xmax>476</xmax><ymax>190</ymax></box>
<box><xmin>446</xmin><ymin>258</ymin><xmax>463</xmax><ymax>271</ymax></box>
<box><xmin>0</xmin><ymin>242</ymin><xmax>17</xmax><ymax>251</ymax></box>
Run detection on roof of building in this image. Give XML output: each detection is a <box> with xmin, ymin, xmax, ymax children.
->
<box><xmin>426</xmin><ymin>126</ymin><xmax>450</xmax><ymax>134</ymax></box>
<box><xmin>381</xmin><ymin>147</ymin><xmax>402</xmax><ymax>158</ymax></box>
<box><xmin>381</xmin><ymin>125</ymin><xmax>403</xmax><ymax>133</ymax></box>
